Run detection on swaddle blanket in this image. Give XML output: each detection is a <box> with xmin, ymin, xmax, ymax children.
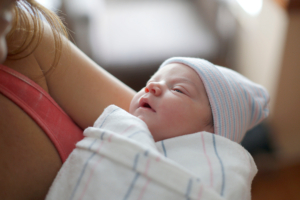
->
<box><xmin>46</xmin><ymin>105</ymin><xmax>257</xmax><ymax>200</ymax></box>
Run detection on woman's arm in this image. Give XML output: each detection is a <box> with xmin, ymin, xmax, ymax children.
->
<box><xmin>1</xmin><ymin>7</ymin><xmax>135</xmax><ymax>199</ymax></box>
<box><xmin>33</xmin><ymin>24</ymin><xmax>136</xmax><ymax>129</ymax></box>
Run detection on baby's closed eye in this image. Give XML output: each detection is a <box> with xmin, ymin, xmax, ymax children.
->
<box><xmin>173</xmin><ymin>89</ymin><xmax>184</xmax><ymax>94</ymax></box>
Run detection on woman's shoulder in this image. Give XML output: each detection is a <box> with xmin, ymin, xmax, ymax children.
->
<box><xmin>3</xmin><ymin>16</ymin><xmax>53</xmax><ymax>92</ymax></box>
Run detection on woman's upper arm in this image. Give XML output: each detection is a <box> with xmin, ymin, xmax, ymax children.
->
<box><xmin>34</xmin><ymin>24</ymin><xmax>136</xmax><ymax>129</ymax></box>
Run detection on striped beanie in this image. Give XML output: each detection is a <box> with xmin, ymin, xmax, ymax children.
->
<box><xmin>159</xmin><ymin>57</ymin><xmax>270</xmax><ymax>143</ymax></box>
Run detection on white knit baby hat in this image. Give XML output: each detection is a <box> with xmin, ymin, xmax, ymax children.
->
<box><xmin>159</xmin><ymin>57</ymin><xmax>270</xmax><ymax>143</ymax></box>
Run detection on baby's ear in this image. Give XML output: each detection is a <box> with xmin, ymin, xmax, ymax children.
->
<box><xmin>205</xmin><ymin>117</ymin><xmax>214</xmax><ymax>134</ymax></box>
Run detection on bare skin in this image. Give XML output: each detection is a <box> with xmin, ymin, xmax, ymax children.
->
<box><xmin>0</xmin><ymin>18</ymin><xmax>135</xmax><ymax>200</ymax></box>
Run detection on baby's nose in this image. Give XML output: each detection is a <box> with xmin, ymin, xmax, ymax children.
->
<box><xmin>146</xmin><ymin>82</ymin><xmax>162</xmax><ymax>96</ymax></box>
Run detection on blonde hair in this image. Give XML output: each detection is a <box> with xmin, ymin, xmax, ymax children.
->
<box><xmin>6</xmin><ymin>0</ymin><xmax>69</xmax><ymax>74</ymax></box>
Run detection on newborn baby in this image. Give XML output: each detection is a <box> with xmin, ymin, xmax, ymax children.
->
<box><xmin>46</xmin><ymin>57</ymin><xmax>270</xmax><ymax>200</ymax></box>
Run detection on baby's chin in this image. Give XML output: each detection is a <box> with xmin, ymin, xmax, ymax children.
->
<box><xmin>134</xmin><ymin>114</ymin><xmax>149</xmax><ymax>127</ymax></box>
<box><xmin>134</xmin><ymin>114</ymin><xmax>145</xmax><ymax>121</ymax></box>
<box><xmin>131</xmin><ymin>111</ymin><xmax>147</xmax><ymax>123</ymax></box>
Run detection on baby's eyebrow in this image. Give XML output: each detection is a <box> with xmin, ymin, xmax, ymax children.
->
<box><xmin>172</xmin><ymin>77</ymin><xmax>200</xmax><ymax>95</ymax></box>
<box><xmin>172</xmin><ymin>77</ymin><xmax>197</xmax><ymax>88</ymax></box>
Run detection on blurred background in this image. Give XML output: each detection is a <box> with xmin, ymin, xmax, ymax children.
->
<box><xmin>37</xmin><ymin>0</ymin><xmax>300</xmax><ymax>199</ymax></box>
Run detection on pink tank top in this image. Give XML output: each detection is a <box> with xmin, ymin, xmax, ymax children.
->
<box><xmin>0</xmin><ymin>64</ymin><xmax>83</xmax><ymax>163</ymax></box>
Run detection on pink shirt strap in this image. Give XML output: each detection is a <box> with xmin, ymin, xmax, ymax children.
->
<box><xmin>0</xmin><ymin>64</ymin><xmax>83</xmax><ymax>163</ymax></box>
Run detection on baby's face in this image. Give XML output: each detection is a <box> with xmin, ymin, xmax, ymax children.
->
<box><xmin>129</xmin><ymin>63</ymin><xmax>214</xmax><ymax>142</ymax></box>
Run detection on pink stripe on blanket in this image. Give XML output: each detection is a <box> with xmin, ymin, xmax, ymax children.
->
<box><xmin>138</xmin><ymin>178</ymin><xmax>151</xmax><ymax>200</ymax></box>
<box><xmin>120</xmin><ymin>125</ymin><xmax>135</xmax><ymax>135</ymax></box>
<box><xmin>197</xmin><ymin>185</ymin><xmax>204</xmax><ymax>200</ymax></box>
<box><xmin>201</xmin><ymin>132</ymin><xmax>214</xmax><ymax>187</ymax></box>
<box><xmin>77</xmin><ymin>140</ymin><xmax>106</xmax><ymax>200</ymax></box>
<box><xmin>78</xmin><ymin>156</ymin><xmax>104</xmax><ymax>200</ymax></box>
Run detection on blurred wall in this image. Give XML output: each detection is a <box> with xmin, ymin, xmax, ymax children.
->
<box><xmin>230</xmin><ymin>0</ymin><xmax>288</xmax><ymax>112</ymax></box>
<box><xmin>272</xmin><ymin>10</ymin><xmax>300</xmax><ymax>162</ymax></box>
<box><xmin>231</xmin><ymin>0</ymin><xmax>300</xmax><ymax>164</ymax></box>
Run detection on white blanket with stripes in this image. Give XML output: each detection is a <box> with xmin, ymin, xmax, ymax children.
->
<box><xmin>46</xmin><ymin>105</ymin><xmax>257</xmax><ymax>200</ymax></box>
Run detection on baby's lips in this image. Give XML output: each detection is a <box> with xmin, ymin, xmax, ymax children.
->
<box><xmin>138</xmin><ymin>97</ymin><xmax>156</xmax><ymax>112</ymax></box>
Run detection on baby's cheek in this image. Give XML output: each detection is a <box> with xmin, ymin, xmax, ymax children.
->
<box><xmin>129</xmin><ymin>95</ymin><xmax>141</xmax><ymax>114</ymax></box>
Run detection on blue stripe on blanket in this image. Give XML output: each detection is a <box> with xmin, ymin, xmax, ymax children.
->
<box><xmin>123</xmin><ymin>172</ymin><xmax>140</xmax><ymax>200</ymax></box>
<box><xmin>185</xmin><ymin>178</ymin><xmax>193</xmax><ymax>200</ymax></box>
<box><xmin>69</xmin><ymin>152</ymin><xmax>96</xmax><ymax>200</ymax></box>
<box><xmin>88</xmin><ymin>139</ymin><xmax>97</xmax><ymax>150</ymax></box>
<box><xmin>100</xmin><ymin>131</ymin><xmax>105</xmax><ymax>140</ymax></box>
<box><xmin>128</xmin><ymin>130</ymin><xmax>153</xmax><ymax>139</ymax></box>
<box><xmin>133</xmin><ymin>154</ymin><xmax>139</xmax><ymax>171</ymax></box>
<box><xmin>98</xmin><ymin>107</ymin><xmax>119</xmax><ymax>128</ymax></box>
<box><xmin>212</xmin><ymin>134</ymin><xmax>225</xmax><ymax>196</ymax></box>
<box><xmin>161</xmin><ymin>140</ymin><xmax>167</xmax><ymax>157</ymax></box>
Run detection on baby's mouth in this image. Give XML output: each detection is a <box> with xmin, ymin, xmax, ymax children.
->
<box><xmin>139</xmin><ymin>99</ymin><xmax>156</xmax><ymax>112</ymax></box>
<box><xmin>142</xmin><ymin>102</ymin><xmax>151</xmax><ymax>109</ymax></box>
